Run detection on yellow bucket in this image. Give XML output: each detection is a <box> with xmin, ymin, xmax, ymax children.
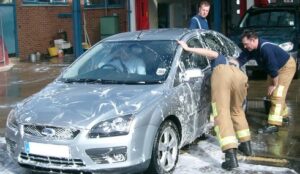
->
<box><xmin>82</xmin><ymin>42</ymin><xmax>91</xmax><ymax>50</ymax></box>
<box><xmin>48</xmin><ymin>47</ymin><xmax>58</xmax><ymax>57</ymax></box>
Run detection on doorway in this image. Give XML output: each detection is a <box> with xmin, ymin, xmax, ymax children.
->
<box><xmin>0</xmin><ymin>2</ymin><xmax>17</xmax><ymax>57</ymax></box>
<box><xmin>158</xmin><ymin>3</ymin><xmax>169</xmax><ymax>28</ymax></box>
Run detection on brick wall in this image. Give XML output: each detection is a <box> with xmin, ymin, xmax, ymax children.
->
<box><xmin>16</xmin><ymin>0</ymin><xmax>128</xmax><ymax>60</ymax></box>
<box><xmin>85</xmin><ymin>8</ymin><xmax>128</xmax><ymax>45</ymax></box>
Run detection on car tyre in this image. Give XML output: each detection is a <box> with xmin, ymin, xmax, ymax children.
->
<box><xmin>146</xmin><ymin>120</ymin><xmax>180</xmax><ymax>174</ymax></box>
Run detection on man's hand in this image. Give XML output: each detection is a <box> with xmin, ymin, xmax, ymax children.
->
<box><xmin>177</xmin><ymin>40</ymin><xmax>189</xmax><ymax>50</ymax></box>
<box><xmin>268</xmin><ymin>85</ymin><xmax>276</xmax><ymax>96</ymax></box>
<box><xmin>229</xmin><ymin>59</ymin><xmax>239</xmax><ymax>67</ymax></box>
<box><xmin>268</xmin><ymin>76</ymin><xmax>279</xmax><ymax>96</ymax></box>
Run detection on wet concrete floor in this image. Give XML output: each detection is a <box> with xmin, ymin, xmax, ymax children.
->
<box><xmin>0</xmin><ymin>57</ymin><xmax>74</xmax><ymax>135</ymax></box>
<box><xmin>0</xmin><ymin>57</ymin><xmax>299</xmax><ymax>172</ymax></box>
<box><xmin>245</xmin><ymin>73</ymin><xmax>300</xmax><ymax>172</ymax></box>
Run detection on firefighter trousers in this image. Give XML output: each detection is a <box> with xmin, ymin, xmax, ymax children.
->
<box><xmin>268</xmin><ymin>57</ymin><xmax>296</xmax><ymax>126</ymax></box>
<box><xmin>211</xmin><ymin>65</ymin><xmax>251</xmax><ymax>151</ymax></box>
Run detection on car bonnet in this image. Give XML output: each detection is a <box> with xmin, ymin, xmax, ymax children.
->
<box><xmin>14</xmin><ymin>82</ymin><xmax>165</xmax><ymax>129</ymax></box>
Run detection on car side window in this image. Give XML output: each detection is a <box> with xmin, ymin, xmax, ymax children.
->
<box><xmin>217</xmin><ymin>34</ymin><xmax>238</xmax><ymax>57</ymax></box>
<box><xmin>174</xmin><ymin>38</ymin><xmax>209</xmax><ymax>86</ymax></box>
<box><xmin>201</xmin><ymin>32</ymin><xmax>226</xmax><ymax>56</ymax></box>
<box><xmin>180</xmin><ymin>38</ymin><xmax>209</xmax><ymax>70</ymax></box>
<box><xmin>174</xmin><ymin>63</ymin><xmax>183</xmax><ymax>87</ymax></box>
<box><xmin>248</xmin><ymin>12</ymin><xmax>269</xmax><ymax>27</ymax></box>
<box><xmin>174</xmin><ymin>38</ymin><xmax>209</xmax><ymax>87</ymax></box>
<box><xmin>270</xmin><ymin>11</ymin><xmax>295</xmax><ymax>26</ymax></box>
<box><xmin>243</xmin><ymin>11</ymin><xmax>295</xmax><ymax>27</ymax></box>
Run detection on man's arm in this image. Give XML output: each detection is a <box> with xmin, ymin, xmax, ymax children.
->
<box><xmin>177</xmin><ymin>40</ymin><xmax>218</xmax><ymax>59</ymax></box>
<box><xmin>268</xmin><ymin>76</ymin><xmax>278</xmax><ymax>96</ymax></box>
<box><xmin>237</xmin><ymin>51</ymin><xmax>250</xmax><ymax>67</ymax></box>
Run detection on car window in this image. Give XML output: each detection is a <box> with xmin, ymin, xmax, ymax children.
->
<box><xmin>201</xmin><ymin>32</ymin><xmax>227</xmax><ymax>56</ymax></box>
<box><xmin>180</xmin><ymin>38</ymin><xmax>209</xmax><ymax>70</ymax></box>
<box><xmin>240</xmin><ymin>10</ymin><xmax>295</xmax><ymax>27</ymax></box>
<box><xmin>202</xmin><ymin>32</ymin><xmax>241</xmax><ymax>62</ymax></box>
<box><xmin>174</xmin><ymin>38</ymin><xmax>209</xmax><ymax>87</ymax></box>
<box><xmin>60</xmin><ymin>41</ymin><xmax>176</xmax><ymax>84</ymax></box>
<box><xmin>217</xmin><ymin>34</ymin><xmax>240</xmax><ymax>57</ymax></box>
<box><xmin>173</xmin><ymin>63</ymin><xmax>184</xmax><ymax>87</ymax></box>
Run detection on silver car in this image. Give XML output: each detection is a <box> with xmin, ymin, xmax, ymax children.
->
<box><xmin>5</xmin><ymin>29</ymin><xmax>241</xmax><ymax>174</ymax></box>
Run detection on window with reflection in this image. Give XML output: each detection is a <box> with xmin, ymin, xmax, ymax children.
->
<box><xmin>240</xmin><ymin>10</ymin><xmax>295</xmax><ymax>27</ymax></box>
<box><xmin>85</xmin><ymin>0</ymin><xmax>124</xmax><ymax>8</ymax></box>
<box><xmin>23</xmin><ymin>0</ymin><xmax>67</xmax><ymax>5</ymax></box>
<box><xmin>0</xmin><ymin>0</ymin><xmax>13</xmax><ymax>3</ymax></box>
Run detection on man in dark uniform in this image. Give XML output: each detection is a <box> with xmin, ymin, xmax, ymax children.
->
<box><xmin>230</xmin><ymin>30</ymin><xmax>296</xmax><ymax>134</ymax></box>
<box><xmin>189</xmin><ymin>0</ymin><xmax>210</xmax><ymax>29</ymax></box>
<box><xmin>178</xmin><ymin>40</ymin><xmax>252</xmax><ymax>170</ymax></box>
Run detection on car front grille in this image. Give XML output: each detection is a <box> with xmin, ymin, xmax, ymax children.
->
<box><xmin>23</xmin><ymin>124</ymin><xmax>80</xmax><ymax>140</ymax></box>
<box><xmin>20</xmin><ymin>152</ymin><xmax>85</xmax><ymax>167</ymax></box>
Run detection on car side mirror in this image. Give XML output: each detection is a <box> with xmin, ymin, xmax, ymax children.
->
<box><xmin>181</xmin><ymin>68</ymin><xmax>204</xmax><ymax>82</ymax></box>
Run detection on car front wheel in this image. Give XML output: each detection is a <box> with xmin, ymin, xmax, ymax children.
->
<box><xmin>146</xmin><ymin>120</ymin><xmax>180</xmax><ymax>174</ymax></box>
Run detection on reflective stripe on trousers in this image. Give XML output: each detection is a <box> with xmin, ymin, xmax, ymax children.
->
<box><xmin>268</xmin><ymin>57</ymin><xmax>296</xmax><ymax>126</ymax></box>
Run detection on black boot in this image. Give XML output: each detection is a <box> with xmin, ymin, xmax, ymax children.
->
<box><xmin>238</xmin><ymin>141</ymin><xmax>252</xmax><ymax>156</ymax></box>
<box><xmin>282</xmin><ymin>117</ymin><xmax>289</xmax><ymax>124</ymax></box>
<box><xmin>258</xmin><ymin>125</ymin><xmax>278</xmax><ymax>134</ymax></box>
<box><xmin>221</xmin><ymin>148</ymin><xmax>239</xmax><ymax>170</ymax></box>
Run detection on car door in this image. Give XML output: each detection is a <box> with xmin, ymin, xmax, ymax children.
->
<box><xmin>173</xmin><ymin>36</ymin><xmax>211</xmax><ymax>142</ymax></box>
<box><xmin>186</xmin><ymin>37</ymin><xmax>212</xmax><ymax>137</ymax></box>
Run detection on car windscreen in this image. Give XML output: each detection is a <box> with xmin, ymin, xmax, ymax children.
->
<box><xmin>240</xmin><ymin>10</ymin><xmax>295</xmax><ymax>28</ymax></box>
<box><xmin>59</xmin><ymin>41</ymin><xmax>176</xmax><ymax>84</ymax></box>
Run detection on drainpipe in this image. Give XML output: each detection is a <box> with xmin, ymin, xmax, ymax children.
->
<box><xmin>127</xmin><ymin>0</ymin><xmax>131</xmax><ymax>31</ymax></box>
<box><xmin>72</xmin><ymin>0</ymin><xmax>83</xmax><ymax>58</ymax></box>
<box><xmin>213</xmin><ymin>0</ymin><xmax>221</xmax><ymax>32</ymax></box>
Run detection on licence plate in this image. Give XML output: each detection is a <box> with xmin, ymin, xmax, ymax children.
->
<box><xmin>24</xmin><ymin>141</ymin><xmax>71</xmax><ymax>158</ymax></box>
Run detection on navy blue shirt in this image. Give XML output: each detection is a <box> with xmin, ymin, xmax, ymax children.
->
<box><xmin>237</xmin><ymin>39</ymin><xmax>289</xmax><ymax>78</ymax></box>
<box><xmin>210</xmin><ymin>54</ymin><xmax>227</xmax><ymax>70</ymax></box>
<box><xmin>189</xmin><ymin>15</ymin><xmax>209</xmax><ymax>30</ymax></box>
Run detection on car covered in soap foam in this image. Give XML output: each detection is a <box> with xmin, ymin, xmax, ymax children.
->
<box><xmin>5</xmin><ymin>28</ymin><xmax>241</xmax><ymax>174</ymax></box>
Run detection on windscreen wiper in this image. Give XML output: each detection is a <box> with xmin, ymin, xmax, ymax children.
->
<box><xmin>100</xmin><ymin>80</ymin><xmax>163</xmax><ymax>84</ymax></box>
<box><xmin>62</xmin><ymin>78</ymin><xmax>102</xmax><ymax>83</ymax></box>
<box><xmin>62</xmin><ymin>78</ymin><xmax>162</xmax><ymax>84</ymax></box>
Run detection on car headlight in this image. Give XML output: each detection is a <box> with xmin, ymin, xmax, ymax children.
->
<box><xmin>88</xmin><ymin>114</ymin><xmax>134</xmax><ymax>138</ymax></box>
<box><xmin>279</xmin><ymin>42</ymin><xmax>294</xmax><ymax>52</ymax></box>
<box><xmin>6</xmin><ymin>109</ymin><xmax>19</xmax><ymax>130</ymax></box>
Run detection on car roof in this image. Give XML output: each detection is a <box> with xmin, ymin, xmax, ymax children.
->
<box><xmin>250</xmin><ymin>4</ymin><xmax>300</xmax><ymax>10</ymax></box>
<box><xmin>101</xmin><ymin>28</ymin><xmax>195</xmax><ymax>42</ymax></box>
